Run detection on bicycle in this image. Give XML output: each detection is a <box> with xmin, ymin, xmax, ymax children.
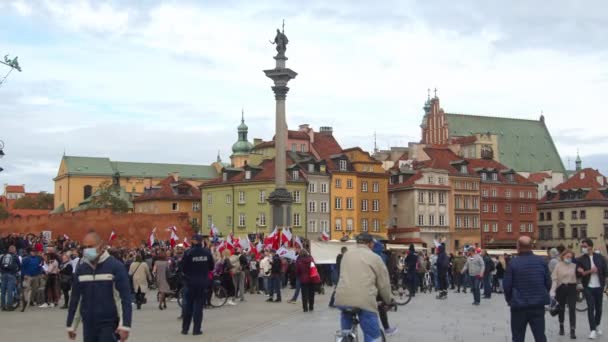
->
<box><xmin>209</xmin><ymin>277</ymin><xmax>228</xmax><ymax>308</ymax></box>
<box><xmin>421</xmin><ymin>271</ymin><xmax>433</xmax><ymax>293</ymax></box>
<box><xmin>157</xmin><ymin>287</ymin><xmax>183</xmax><ymax>308</ymax></box>
<box><xmin>335</xmin><ymin>302</ymin><xmax>397</xmax><ymax>342</ymax></box>
<box><xmin>390</xmin><ymin>271</ymin><xmax>412</xmax><ymax>306</ymax></box>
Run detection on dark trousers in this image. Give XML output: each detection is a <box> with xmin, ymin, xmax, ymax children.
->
<box><xmin>301</xmin><ymin>283</ymin><xmax>315</xmax><ymax>311</ymax></box>
<box><xmin>510</xmin><ymin>307</ymin><xmax>547</xmax><ymax>342</ymax></box>
<box><xmin>407</xmin><ymin>272</ymin><xmax>417</xmax><ymax>295</ymax></box>
<box><xmin>483</xmin><ymin>273</ymin><xmax>492</xmax><ymax>298</ymax></box>
<box><xmin>454</xmin><ymin>273</ymin><xmax>463</xmax><ymax>291</ymax></box>
<box><xmin>584</xmin><ymin>287</ymin><xmax>603</xmax><ymax>331</ymax></box>
<box><xmin>438</xmin><ymin>272</ymin><xmax>448</xmax><ymax>291</ymax></box>
<box><xmin>471</xmin><ymin>276</ymin><xmax>481</xmax><ymax>303</ymax></box>
<box><xmin>83</xmin><ymin>324</ymin><xmax>118</xmax><ymax>342</ymax></box>
<box><xmin>182</xmin><ymin>285</ymin><xmax>205</xmax><ymax>334</ymax></box>
<box><xmin>269</xmin><ymin>274</ymin><xmax>281</xmax><ymax>300</ymax></box>
<box><xmin>556</xmin><ymin>284</ymin><xmax>576</xmax><ymax>329</ymax></box>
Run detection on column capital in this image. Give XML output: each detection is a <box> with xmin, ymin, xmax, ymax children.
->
<box><xmin>272</xmin><ymin>85</ymin><xmax>289</xmax><ymax>100</ymax></box>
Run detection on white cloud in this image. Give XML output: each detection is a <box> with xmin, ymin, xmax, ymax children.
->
<box><xmin>11</xmin><ymin>0</ymin><xmax>32</xmax><ymax>16</ymax></box>
<box><xmin>42</xmin><ymin>0</ymin><xmax>130</xmax><ymax>34</ymax></box>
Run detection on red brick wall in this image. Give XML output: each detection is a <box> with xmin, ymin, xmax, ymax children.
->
<box><xmin>0</xmin><ymin>209</ymin><xmax>194</xmax><ymax>248</ymax></box>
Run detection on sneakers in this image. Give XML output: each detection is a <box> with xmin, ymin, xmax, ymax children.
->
<box><xmin>227</xmin><ymin>300</ymin><xmax>237</xmax><ymax>306</ymax></box>
<box><xmin>38</xmin><ymin>303</ymin><xmax>49</xmax><ymax>308</ymax></box>
<box><xmin>597</xmin><ymin>329</ymin><xmax>603</xmax><ymax>336</ymax></box>
<box><xmin>287</xmin><ymin>299</ymin><xmax>296</xmax><ymax>304</ymax></box>
<box><xmin>589</xmin><ymin>330</ymin><xmax>598</xmax><ymax>339</ymax></box>
<box><xmin>385</xmin><ymin>327</ymin><xmax>398</xmax><ymax>337</ymax></box>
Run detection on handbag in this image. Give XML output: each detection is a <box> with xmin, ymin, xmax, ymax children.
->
<box><xmin>309</xmin><ymin>261</ymin><xmax>321</xmax><ymax>284</ymax></box>
<box><xmin>549</xmin><ymin>298</ymin><xmax>560</xmax><ymax>317</ymax></box>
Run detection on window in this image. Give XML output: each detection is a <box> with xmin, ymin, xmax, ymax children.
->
<box><xmin>373</xmin><ymin>182</ymin><xmax>379</xmax><ymax>193</ymax></box>
<box><xmin>346</xmin><ymin>219</ymin><xmax>353</xmax><ymax>231</ymax></box>
<box><xmin>239</xmin><ymin>213</ymin><xmax>246</xmax><ymax>227</ymax></box>
<box><xmin>301</xmin><ymin>144</ymin><xmax>307</xmax><ymax>153</ymax></box>
<box><xmin>505</xmin><ymin>189</ymin><xmax>511</xmax><ymax>198</ymax></box>
<box><xmin>172</xmin><ymin>202</ymin><xmax>179</xmax><ymax>211</ymax></box>
<box><xmin>223</xmin><ymin>172</ymin><xmax>228</xmax><ymax>182</ymax></box>
<box><xmin>528</xmin><ymin>223</ymin><xmax>533</xmax><ymax>233</ymax></box>
<box><xmin>438</xmin><ymin>177</ymin><xmax>445</xmax><ymax>184</ymax></box>
<box><xmin>439</xmin><ymin>215</ymin><xmax>446</xmax><ymax>226</ymax></box>
<box><xmin>258</xmin><ymin>212</ymin><xmax>266</xmax><ymax>226</ymax></box>
<box><xmin>428</xmin><ymin>191</ymin><xmax>435</xmax><ymax>204</ymax></box>
<box><xmin>520</xmin><ymin>224</ymin><xmax>526</xmax><ymax>232</ymax></box>
<box><xmin>192</xmin><ymin>202</ymin><xmax>200</xmax><ymax>212</ymax></box>
<box><xmin>361</xmin><ymin>199</ymin><xmax>368</xmax><ymax>211</ymax></box>
<box><xmin>571</xmin><ymin>211</ymin><xmax>578</xmax><ymax>220</ymax></box>
<box><xmin>520</xmin><ymin>204</ymin><xmax>525</xmax><ymax>213</ymax></box>
<box><xmin>345</xmin><ymin>178</ymin><xmax>353</xmax><ymax>189</ymax></box>
<box><xmin>605</xmin><ymin>210</ymin><xmax>608</xmax><ymax>219</ymax></box>
<box><xmin>546</xmin><ymin>212</ymin><xmax>552</xmax><ymax>221</ymax></box>
<box><xmin>456</xmin><ymin>216</ymin><xmax>462</xmax><ymax>228</ymax></box>
<box><xmin>519</xmin><ymin>191</ymin><xmax>525</xmax><ymax>198</ymax></box>
<box><xmin>581</xmin><ymin>210</ymin><xmax>587</xmax><ymax>220</ymax></box>
<box><xmin>455</xmin><ymin>196</ymin><xmax>461</xmax><ymax>209</ymax></box>
<box><xmin>339</xmin><ymin>160</ymin><xmax>347</xmax><ymax>171</ymax></box>
<box><xmin>320</xmin><ymin>201</ymin><xmax>328</xmax><ymax>213</ymax></box>
<box><xmin>335</xmin><ymin>219</ymin><xmax>342</xmax><ymax>231</ymax></box>
<box><xmin>559</xmin><ymin>224</ymin><xmax>566</xmax><ymax>238</ymax></box>
<box><xmin>372</xmin><ymin>200</ymin><xmax>379</xmax><ymax>212</ymax></box>
<box><xmin>308</xmin><ymin>220</ymin><xmax>317</xmax><ymax>233</ymax></box>
<box><xmin>527</xmin><ymin>191</ymin><xmax>533</xmax><ymax>199</ymax></box>
<box><xmin>481</xmin><ymin>173</ymin><xmax>487</xmax><ymax>181</ymax></box>
<box><xmin>308</xmin><ymin>182</ymin><xmax>316</xmax><ymax>193</ymax></box>
<box><xmin>372</xmin><ymin>219</ymin><xmax>380</xmax><ymax>232</ymax></box>
<box><xmin>335</xmin><ymin>197</ymin><xmax>342</xmax><ymax>209</ymax></box>
<box><xmin>559</xmin><ymin>211</ymin><xmax>564</xmax><ymax>220</ymax></box>
<box><xmin>259</xmin><ymin>190</ymin><xmax>266</xmax><ymax>203</ymax></box>
<box><xmin>428</xmin><ymin>176</ymin><xmax>434</xmax><ymax>184</ymax></box>
<box><xmin>429</xmin><ymin>215</ymin><xmax>435</xmax><ymax>226</ymax></box>
<box><xmin>361</xmin><ymin>219</ymin><xmax>369</xmax><ymax>232</ymax></box>
<box><xmin>418</xmin><ymin>215</ymin><xmax>424</xmax><ymax>226</ymax></box>
<box><xmin>308</xmin><ymin>201</ymin><xmax>316</xmax><ymax>213</ymax></box>
<box><xmin>482</xmin><ymin>189</ymin><xmax>488</xmax><ymax>197</ymax></box>
<box><xmin>291</xmin><ymin>143</ymin><xmax>297</xmax><ymax>152</ymax></box>
<box><xmin>207</xmin><ymin>194</ymin><xmax>213</xmax><ymax>205</ymax></box>
<box><xmin>226</xmin><ymin>194</ymin><xmax>232</xmax><ymax>204</ymax></box>
<box><xmin>483</xmin><ymin>223</ymin><xmax>489</xmax><ymax>232</ymax></box>
<box><xmin>473</xmin><ymin>216</ymin><xmax>479</xmax><ymax>228</ymax></box>
<box><xmin>572</xmin><ymin>226</ymin><xmax>578</xmax><ymax>239</ymax></box>
<box><xmin>506</xmin><ymin>223</ymin><xmax>512</xmax><ymax>233</ymax></box>
<box><xmin>362</xmin><ymin>181</ymin><xmax>368</xmax><ymax>192</ymax></box>
<box><xmin>505</xmin><ymin>204</ymin><xmax>512</xmax><ymax>213</ymax></box>
<box><xmin>320</xmin><ymin>220</ymin><xmax>329</xmax><ymax>232</ymax></box>
<box><xmin>292</xmin><ymin>170</ymin><xmax>300</xmax><ymax>180</ymax></box>
<box><xmin>226</xmin><ymin>216</ymin><xmax>232</xmax><ymax>227</ymax></box>
<box><xmin>472</xmin><ymin>197</ymin><xmax>479</xmax><ymax>209</ymax></box>
<box><xmin>346</xmin><ymin>197</ymin><xmax>354</xmax><ymax>210</ymax></box>
<box><xmin>293</xmin><ymin>213</ymin><xmax>301</xmax><ymax>226</ymax></box>
<box><xmin>482</xmin><ymin>204</ymin><xmax>489</xmax><ymax>213</ymax></box>
<box><xmin>492</xmin><ymin>204</ymin><xmax>497</xmax><ymax>213</ymax></box>
<box><xmin>464</xmin><ymin>197</ymin><xmax>470</xmax><ymax>209</ymax></box>
<box><xmin>335</xmin><ymin>179</ymin><xmax>342</xmax><ymax>188</ymax></box>
<box><xmin>292</xmin><ymin>191</ymin><xmax>301</xmax><ymax>203</ymax></box>
<box><xmin>492</xmin><ymin>173</ymin><xmax>498</xmax><ymax>181</ymax></box>
<box><xmin>308</xmin><ymin>164</ymin><xmax>315</xmax><ymax>173</ymax></box>
<box><xmin>238</xmin><ymin>191</ymin><xmax>245</xmax><ymax>204</ymax></box>
<box><xmin>83</xmin><ymin>185</ymin><xmax>92</xmax><ymax>199</ymax></box>
<box><xmin>245</xmin><ymin>170</ymin><xmax>251</xmax><ymax>180</ymax></box>
<box><xmin>539</xmin><ymin>212</ymin><xmax>545</xmax><ymax>221</ymax></box>
<box><xmin>418</xmin><ymin>192</ymin><xmax>425</xmax><ymax>203</ymax></box>
<box><xmin>321</xmin><ymin>183</ymin><xmax>328</xmax><ymax>193</ymax></box>
<box><xmin>491</xmin><ymin>189</ymin><xmax>497</xmax><ymax>197</ymax></box>
<box><xmin>460</xmin><ymin>165</ymin><xmax>467</xmax><ymax>174</ymax></box>
<box><xmin>492</xmin><ymin>223</ymin><xmax>498</xmax><ymax>232</ymax></box>
<box><xmin>464</xmin><ymin>216</ymin><xmax>470</xmax><ymax>228</ymax></box>
<box><xmin>439</xmin><ymin>192</ymin><xmax>446</xmax><ymax>204</ymax></box>
<box><xmin>207</xmin><ymin>215</ymin><xmax>213</xmax><ymax>228</ymax></box>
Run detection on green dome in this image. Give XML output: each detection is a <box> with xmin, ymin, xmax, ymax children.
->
<box><xmin>238</xmin><ymin>121</ymin><xmax>248</xmax><ymax>131</ymax></box>
<box><xmin>232</xmin><ymin>140</ymin><xmax>253</xmax><ymax>155</ymax></box>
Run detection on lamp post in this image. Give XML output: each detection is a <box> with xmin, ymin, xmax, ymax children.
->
<box><xmin>0</xmin><ymin>55</ymin><xmax>22</xmax><ymax>87</ymax></box>
<box><xmin>0</xmin><ymin>140</ymin><xmax>4</xmax><ymax>173</ymax></box>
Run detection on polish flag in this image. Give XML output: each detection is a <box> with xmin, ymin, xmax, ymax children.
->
<box><xmin>63</xmin><ymin>234</ymin><xmax>69</xmax><ymax>240</ymax></box>
<box><xmin>210</xmin><ymin>224</ymin><xmax>219</xmax><ymax>237</ymax></box>
<box><xmin>294</xmin><ymin>235</ymin><xmax>303</xmax><ymax>249</ymax></box>
<box><xmin>148</xmin><ymin>228</ymin><xmax>156</xmax><ymax>248</ymax></box>
<box><xmin>240</xmin><ymin>237</ymin><xmax>251</xmax><ymax>251</ymax></box>
<box><xmin>170</xmin><ymin>230</ymin><xmax>179</xmax><ymax>249</ymax></box>
<box><xmin>182</xmin><ymin>237</ymin><xmax>190</xmax><ymax>248</ymax></box>
<box><xmin>321</xmin><ymin>231</ymin><xmax>330</xmax><ymax>241</ymax></box>
<box><xmin>256</xmin><ymin>241</ymin><xmax>264</xmax><ymax>253</ymax></box>
<box><xmin>281</xmin><ymin>228</ymin><xmax>292</xmax><ymax>246</ymax></box>
<box><xmin>264</xmin><ymin>227</ymin><xmax>278</xmax><ymax>247</ymax></box>
<box><xmin>109</xmin><ymin>230</ymin><xmax>117</xmax><ymax>243</ymax></box>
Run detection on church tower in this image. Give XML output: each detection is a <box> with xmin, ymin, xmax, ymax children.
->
<box><xmin>420</xmin><ymin>89</ymin><xmax>449</xmax><ymax>145</ymax></box>
<box><xmin>230</xmin><ymin>109</ymin><xmax>254</xmax><ymax>168</ymax></box>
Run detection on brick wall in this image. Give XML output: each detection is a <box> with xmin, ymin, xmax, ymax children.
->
<box><xmin>0</xmin><ymin>209</ymin><xmax>194</xmax><ymax>248</ymax></box>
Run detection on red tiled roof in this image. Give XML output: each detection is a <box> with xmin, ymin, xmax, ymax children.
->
<box><xmin>389</xmin><ymin>172</ymin><xmax>423</xmax><ymax>190</ymax></box>
<box><xmin>555</xmin><ymin>168</ymin><xmax>607</xmax><ymax>191</ymax></box>
<box><xmin>420</xmin><ymin>147</ymin><xmax>463</xmax><ymax>175</ymax></box>
<box><xmin>465</xmin><ymin>158</ymin><xmax>532</xmax><ymax>185</ymax></box>
<box><xmin>5</xmin><ymin>185</ymin><xmax>25</xmax><ymax>193</ymax></box>
<box><xmin>203</xmin><ymin>155</ymin><xmax>302</xmax><ymax>186</ymax></box>
<box><xmin>134</xmin><ymin>176</ymin><xmax>201</xmax><ymax>202</ymax></box>
<box><xmin>585</xmin><ymin>188</ymin><xmax>605</xmax><ymax>201</ymax></box>
<box><xmin>288</xmin><ymin>130</ymin><xmax>310</xmax><ymax>140</ymax></box>
<box><xmin>252</xmin><ymin>140</ymin><xmax>275</xmax><ymax>150</ymax></box>
<box><xmin>312</xmin><ymin>132</ymin><xmax>342</xmax><ymax>170</ymax></box>
<box><xmin>528</xmin><ymin>172</ymin><xmax>551</xmax><ymax>183</ymax></box>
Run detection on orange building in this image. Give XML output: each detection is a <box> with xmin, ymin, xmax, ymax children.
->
<box><xmin>329</xmin><ymin>147</ymin><xmax>389</xmax><ymax>240</ymax></box>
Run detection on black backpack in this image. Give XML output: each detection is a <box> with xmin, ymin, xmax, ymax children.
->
<box><xmin>0</xmin><ymin>253</ymin><xmax>18</xmax><ymax>273</ymax></box>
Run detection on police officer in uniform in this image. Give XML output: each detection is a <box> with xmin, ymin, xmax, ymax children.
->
<box><xmin>181</xmin><ymin>234</ymin><xmax>214</xmax><ymax>335</ymax></box>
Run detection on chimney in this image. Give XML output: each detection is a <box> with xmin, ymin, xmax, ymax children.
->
<box><xmin>299</xmin><ymin>124</ymin><xmax>310</xmax><ymax>131</ymax></box>
<box><xmin>169</xmin><ymin>172</ymin><xmax>179</xmax><ymax>182</ymax></box>
<box><xmin>253</xmin><ymin>138</ymin><xmax>262</xmax><ymax>146</ymax></box>
<box><xmin>319</xmin><ymin>126</ymin><xmax>333</xmax><ymax>135</ymax></box>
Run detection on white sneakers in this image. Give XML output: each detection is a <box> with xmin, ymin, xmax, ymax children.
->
<box><xmin>38</xmin><ymin>303</ymin><xmax>49</xmax><ymax>308</ymax></box>
<box><xmin>589</xmin><ymin>330</ymin><xmax>597</xmax><ymax>339</ymax></box>
<box><xmin>598</xmin><ymin>329</ymin><xmax>603</xmax><ymax>336</ymax></box>
<box><xmin>227</xmin><ymin>300</ymin><xmax>237</xmax><ymax>306</ymax></box>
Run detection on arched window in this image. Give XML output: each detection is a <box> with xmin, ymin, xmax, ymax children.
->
<box><xmin>83</xmin><ymin>185</ymin><xmax>93</xmax><ymax>199</ymax></box>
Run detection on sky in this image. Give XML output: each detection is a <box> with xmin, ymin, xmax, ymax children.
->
<box><xmin>1</xmin><ymin>0</ymin><xmax>608</xmax><ymax>193</ymax></box>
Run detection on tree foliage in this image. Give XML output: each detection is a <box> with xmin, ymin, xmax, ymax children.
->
<box><xmin>87</xmin><ymin>181</ymin><xmax>130</xmax><ymax>213</ymax></box>
<box><xmin>0</xmin><ymin>205</ymin><xmax>9</xmax><ymax>219</ymax></box>
<box><xmin>12</xmin><ymin>192</ymin><xmax>54</xmax><ymax>209</ymax></box>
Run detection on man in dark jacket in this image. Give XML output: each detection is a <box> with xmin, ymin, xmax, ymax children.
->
<box><xmin>576</xmin><ymin>238</ymin><xmax>608</xmax><ymax>339</ymax></box>
<box><xmin>435</xmin><ymin>244</ymin><xmax>449</xmax><ymax>299</ymax></box>
<box><xmin>404</xmin><ymin>244</ymin><xmax>418</xmax><ymax>296</ymax></box>
<box><xmin>482</xmin><ymin>250</ymin><xmax>494</xmax><ymax>299</ymax></box>
<box><xmin>0</xmin><ymin>245</ymin><xmax>21</xmax><ymax>311</ymax></box>
<box><xmin>67</xmin><ymin>231</ymin><xmax>132</xmax><ymax>342</ymax></box>
<box><xmin>181</xmin><ymin>234</ymin><xmax>214</xmax><ymax>336</ymax></box>
<box><xmin>267</xmin><ymin>250</ymin><xmax>282</xmax><ymax>302</ymax></box>
<box><xmin>503</xmin><ymin>236</ymin><xmax>551</xmax><ymax>342</ymax></box>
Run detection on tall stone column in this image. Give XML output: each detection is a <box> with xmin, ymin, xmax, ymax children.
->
<box><xmin>264</xmin><ymin>51</ymin><xmax>297</xmax><ymax>231</ymax></box>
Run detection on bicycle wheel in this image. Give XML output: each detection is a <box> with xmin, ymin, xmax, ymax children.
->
<box><xmin>576</xmin><ymin>291</ymin><xmax>587</xmax><ymax>312</ymax></box>
<box><xmin>392</xmin><ymin>286</ymin><xmax>412</xmax><ymax>306</ymax></box>
<box><xmin>210</xmin><ymin>286</ymin><xmax>228</xmax><ymax>308</ymax></box>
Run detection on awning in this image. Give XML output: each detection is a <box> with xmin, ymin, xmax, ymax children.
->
<box><xmin>485</xmin><ymin>249</ymin><xmax>548</xmax><ymax>257</ymax></box>
<box><xmin>386</xmin><ymin>243</ymin><xmax>427</xmax><ymax>251</ymax></box>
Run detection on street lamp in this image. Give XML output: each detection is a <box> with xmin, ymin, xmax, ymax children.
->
<box><xmin>0</xmin><ymin>140</ymin><xmax>4</xmax><ymax>173</ymax></box>
<box><xmin>0</xmin><ymin>55</ymin><xmax>22</xmax><ymax>87</ymax></box>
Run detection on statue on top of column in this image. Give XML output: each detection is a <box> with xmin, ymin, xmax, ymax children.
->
<box><xmin>270</xmin><ymin>20</ymin><xmax>288</xmax><ymax>57</ymax></box>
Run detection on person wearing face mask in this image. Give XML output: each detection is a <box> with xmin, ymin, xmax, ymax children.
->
<box><xmin>576</xmin><ymin>238</ymin><xmax>608</xmax><ymax>340</ymax></box>
<box><xmin>66</xmin><ymin>231</ymin><xmax>132</xmax><ymax>342</ymax></box>
<box><xmin>550</xmin><ymin>250</ymin><xmax>577</xmax><ymax>339</ymax></box>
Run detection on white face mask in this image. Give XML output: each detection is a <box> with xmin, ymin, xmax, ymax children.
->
<box><xmin>582</xmin><ymin>247</ymin><xmax>589</xmax><ymax>255</ymax></box>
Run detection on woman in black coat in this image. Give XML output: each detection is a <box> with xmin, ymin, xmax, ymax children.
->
<box><xmin>59</xmin><ymin>253</ymin><xmax>73</xmax><ymax>309</ymax></box>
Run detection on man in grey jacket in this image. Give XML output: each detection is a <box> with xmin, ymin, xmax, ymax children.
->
<box><xmin>462</xmin><ymin>247</ymin><xmax>485</xmax><ymax>305</ymax></box>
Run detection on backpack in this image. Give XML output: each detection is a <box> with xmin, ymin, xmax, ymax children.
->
<box><xmin>1</xmin><ymin>253</ymin><xmax>18</xmax><ymax>273</ymax></box>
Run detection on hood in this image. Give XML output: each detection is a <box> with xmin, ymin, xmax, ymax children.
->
<box><xmin>372</xmin><ymin>241</ymin><xmax>384</xmax><ymax>255</ymax></box>
<box><xmin>437</xmin><ymin>244</ymin><xmax>445</xmax><ymax>255</ymax></box>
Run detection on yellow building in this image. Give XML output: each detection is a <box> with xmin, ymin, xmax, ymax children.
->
<box><xmin>53</xmin><ymin>156</ymin><xmax>218</xmax><ymax>212</ymax></box>
<box><xmin>329</xmin><ymin>147</ymin><xmax>389</xmax><ymax>240</ymax></box>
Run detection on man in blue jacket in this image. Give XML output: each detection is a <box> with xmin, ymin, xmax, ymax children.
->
<box><xmin>503</xmin><ymin>236</ymin><xmax>551</xmax><ymax>342</ymax></box>
<box><xmin>181</xmin><ymin>234</ymin><xmax>214</xmax><ymax>336</ymax></box>
<box><xmin>66</xmin><ymin>231</ymin><xmax>132</xmax><ymax>342</ymax></box>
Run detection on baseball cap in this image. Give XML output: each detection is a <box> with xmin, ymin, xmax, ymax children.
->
<box><xmin>356</xmin><ymin>232</ymin><xmax>374</xmax><ymax>243</ymax></box>
<box><xmin>191</xmin><ymin>234</ymin><xmax>203</xmax><ymax>242</ymax></box>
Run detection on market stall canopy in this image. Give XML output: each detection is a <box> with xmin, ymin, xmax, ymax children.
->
<box><xmin>309</xmin><ymin>240</ymin><xmax>356</xmax><ymax>264</ymax></box>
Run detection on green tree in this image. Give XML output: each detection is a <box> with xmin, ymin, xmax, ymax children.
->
<box><xmin>12</xmin><ymin>192</ymin><xmax>54</xmax><ymax>209</ymax></box>
<box><xmin>0</xmin><ymin>204</ymin><xmax>9</xmax><ymax>219</ymax></box>
<box><xmin>88</xmin><ymin>181</ymin><xmax>130</xmax><ymax>213</ymax></box>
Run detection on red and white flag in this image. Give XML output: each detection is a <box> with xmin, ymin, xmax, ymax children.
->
<box><xmin>209</xmin><ymin>224</ymin><xmax>219</xmax><ymax>237</ymax></box>
<box><xmin>63</xmin><ymin>233</ymin><xmax>69</xmax><ymax>240</ymax></box>
<box><xmin>240</xmin><ymin>236</ymin><xmax>251</xmax><ymax>251</ymax></box>
<box><xmin>170</xmin><ymin>230</ymin><xmax>179</xmax><ymax>249</ymax></box>
<box><xmin>182</xmin><ymin>237</ymin><xmax>190</xmax><ymax>248</ymax></box>
<box><xmin>264</xmin><ymin>227</ymin><xmax>278</xmax><ymax>248</ymax></box>
<box><xmin>321</xmin><ymin>231</ymin><xmax>330</xmax><ymax>241</ymax></box>
<box><xmin>281</xmin><ymin>227</ymin><xmax>292</xmax><ymax>246</ymax></box>
<box><xmin>294</xmin><ymin>235</ymin><xmax>303</xmax><ymax>249</ymax></box>
<box><xmin>148</xmin><ymin>228</ymin><xmax>156</xmax><ymax>248</ymax></box>
<box><xmin>256</xmin><ymin>240</ymin><xmax>264</xmax><ymax>253</ymax></box>
<box><xmin>109</xmin><ymin>230</ymin><xmax>117</xmax><ymax>243</ymax></box>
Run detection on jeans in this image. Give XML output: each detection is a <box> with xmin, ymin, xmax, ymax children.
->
<box><xmin>556</xmin><ymin>284</ymin><xmax>576</xmax><ymax>329</ymax></box>
<box><xmin>233</xmin><ymin>272</ymin><xmax>245</xmax><ymax>300</ymax></box>
<box><xmin>263</xmin><ymin>276</ymin><xmax>270</xmax><ymax>294</ymax></box>
<box><xmin>290</xmin><ymin>277</ymin><xmax>301</xmax><ymax>301</ymax></box>
<box><xmin>1</xmin><ymin>273</ymin><xmax>16</xmax><ymax>308</ymax></box>
<box><xmin>483</xmin><ymin>273</ymin><xmax>492</xmax><ymax>298</ymax></box>
<box><xmin>585</xmin><ymin>287</ymin><xmax>603</xmax><ymax>331</ymax></box>
<box><xmin>471</xmin><ymin>276</ymin><xmax>481</xmax><ymax>304</ymax></box>
<box><xmin>510</xmin><ymin>307</ymin><xmax>546</xmax><ymax>342</ymax></box>
<box><xmin>269</xmin><ymin>274</ymin><xmax>281</xmax><ymax>300</ymax></box>
<box><xmin>341</xmin><ymin>308</ymin><xmax>382</xmax><ymax>342</ymax></box>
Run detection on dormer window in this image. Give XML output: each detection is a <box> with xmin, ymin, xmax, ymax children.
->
<box><xmin>245</xmin><ymin>170</ymin><xmax>251</xmax><ymax>180</ymax></box>
<box><xmin>320</xmin><ymin>165</ymin><xmax>326</xmax><ymax>173</ymax></box>
<box><xmin>507</xmin><ymin>174</ymin><xmax>514</xmax><ymax>182</ymax></box>
<box><xmin>491</xmin><ymin>173</ymin><xmax>498</xmax><ymax>181</ymax></box>
<box><xmin>223</xmin><ymin>172</ymin><xmax>228</xmax><ymax>182</ymax></box>
<box><xmin>460</xmin><ymin>165</ymin><xmax>467</xmax><ymax>174</ymax></box>
<box><xmin>308</xmin><ymin>163</ymin><xmax>315</xmax><ymax>173</ymax></box>
<box><xmin>339</xmin><ymin>160</ymin><xmax>347</xmax><ymax>171</ymax></box>
<box><xmin>481</xmin><ymin>173</ymin><xmax>487</xmax><ymax>181</ymax></box>
<box><xmin>292</xmin><ymin>170</ymin><xmax>300</xmax><ymax>180</ymax></box>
